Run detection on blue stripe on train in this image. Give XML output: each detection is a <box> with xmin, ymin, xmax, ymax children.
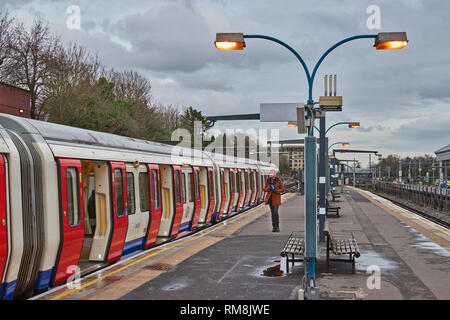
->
<box><xmin>122</xmin><ymin>237</ymin><xmax>145</xmax><ymax>256</ymax></box>
<box><xmin>178</xmin><ymin>221</ymin><xmax>192</xmax><ymax>233</ymax></box>
<box><xmin>1</xmin><ymin>280</ymin><xmax>16</xmax><ymax>300</ymax></box>
<box><xmin>35</xmin><ymin>268</ymin><xmax>54</xmax><ymax>290</ymax></box>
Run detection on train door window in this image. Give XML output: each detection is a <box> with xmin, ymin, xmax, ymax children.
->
<box><xmin>126</xmin><ymin>172</ymin><xmax>136</xmax><ymax>215</ymax></box>
<box><xmin>189</xmin><ymin>173</ymin><xmax>194</xmax><ymax>203</ymax></box>
<box><xmin>245</xmin><ymin>172</ymin><xmax>249</xmax><ymax>190</ymax></box>
<box><xmin>230</xmin><ymin>172</ymin><xmax>234</xmax><ymax>194</ymax></box>
<box><xmin>251</xmin><ymin>172</ymin><xmax>254</xmax><ymax>190</ymax></box>
<box><xmin>114</xmin><ymin>169</ymin><xmax>125</xmax><ymax>217</ymax></box>
<box><xmin>151</xmin><ymin>170</ymin><xmax>160</xmax><ymax>210</ymax></box>
<box><xmin>139</xmin><ymin>172</ymin><xmax>150</xmax><ymax>212</ymax></box>
<box><xmin>175</xmin><ymin>170</ymin><xmax>182</xmax><ymax>205</ymax></box>
<box><xmin>236</xmin><ymin>172</ymin><xmax>240</xmax><ymax>193</ymax></box>
<box><xmin>220</xmin><ymin>171</ymin><xmax>224</xmax><ymax>195</ymax></box>
<box><xmin>208</xmin><ymin>170</ymin><xmax>213</xmax><ymax>198</ymax></box>
<box><xmin>66</xmin><ymin>167</ymin><xmax>80</xmax><ymax>227</ymax></box>
<box><xmin>182</xmin><ymin>173</ymin><xmax>187</xmax><ymax>204</ymax></box>
<box><xmin>195</xmin><ymin>171</ymin><xmax>200</xmax><ymax>200</ymax></box>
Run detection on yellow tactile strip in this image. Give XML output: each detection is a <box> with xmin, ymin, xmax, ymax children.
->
<box><xmin>350</xmin><ymin>187</ymin><xmax>450</xmax><ymax>247</ymax></box>
<box><xmin>36</xmin><ymin>193</ymin><xmax>296</xmax><ymax>300</ymax></box>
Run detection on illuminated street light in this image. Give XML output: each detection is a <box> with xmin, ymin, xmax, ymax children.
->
<box><xmin>348</xmin><ymin>122</ymin><xmax>360</xmax><ymax>129</ymax></box>
<box><xmin>215</xmin><ymin>33</ymin><xmax>246</xmax><ymax>50</ymax></box>
<box><xmin>374</xmin><ymin>32</ymin><xmax>408</xmax><ymax>50</ymax></box>
<box><xmin>328</xmin><ymin>141</ymin><xmax>350</xmax><ymax>150</ymax></box>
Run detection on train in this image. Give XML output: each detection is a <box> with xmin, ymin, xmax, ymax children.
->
<box><xmin>0</xmin><ymin>113</ymin><xmax>278</xmax><ymax>300</ymax></box>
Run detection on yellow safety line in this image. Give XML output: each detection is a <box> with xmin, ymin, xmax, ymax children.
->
<box><xmin>49</xmin><ymin>194</ymin><xmax>295</xmax><ymax>300</ymax></box>
<box><xmin>354</xmin><ymin>187</ymin><xmax>450</xmax><ymax>237</ymax></box>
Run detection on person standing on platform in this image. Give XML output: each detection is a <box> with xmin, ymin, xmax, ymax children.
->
<box><xmin>263</xmin><ymin>169</ymin><xmax>284</xmax><ymax>232</ymax></box>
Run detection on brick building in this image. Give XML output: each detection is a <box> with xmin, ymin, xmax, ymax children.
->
<box><xmin>0</xmin><ymin>82</ymin><xmax>31</xmax><ymax>118</ymax></box>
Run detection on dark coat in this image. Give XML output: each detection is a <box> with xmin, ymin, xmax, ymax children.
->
<box><xmin>263</xmin><ymin>177</ymin><xmax>284</xmax><ymax>206</ymax></box>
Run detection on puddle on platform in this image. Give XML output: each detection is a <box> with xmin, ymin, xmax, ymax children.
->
<box><xmin>404</xmin><ymin>225</ymin><xmax>450</xmax><ymax>258</ymax></box>
<box><xmin>356</xmin><ymin>250</ymin><xmax>399</xmax><ymax>272</ymax></box>
<box><xmin>160</xmin><ymin>277</ymin><xmax>191</xmax><ymax>291</ymax></box>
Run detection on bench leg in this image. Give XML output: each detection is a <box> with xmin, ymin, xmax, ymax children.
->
<box><xmin>326</xmin><ymin>236</ymin><xmax>330</xmax><ymax>271</ymax></box>
<box><xmin>351</xmin><ymin>254</ymin><xmax>355</xmax><ymax>274</ymax></box>
<box><xmin>285</xmin><ymin>256</ymin><xmax>289</xmax><ymax>274</ymax></box>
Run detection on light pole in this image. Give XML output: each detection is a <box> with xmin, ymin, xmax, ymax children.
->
<box><xmin>320</xmin><ymin>121</ymin><xmax>359</xmax><ymax>212</ymax></box>
<box><xmin>328</xmin><ymin>141</ymin><xmax>350</xmax><ymax>200</ymax></box>
<box><xmin>215</xmin><ymin>31</ymin><xmax>408</xmax><ymax>299</ymax></box>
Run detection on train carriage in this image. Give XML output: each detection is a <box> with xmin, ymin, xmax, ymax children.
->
<box><xmin>0</xmin><ymin>113</ymin><xmax>278</xmax><ymax>300</ymax></box>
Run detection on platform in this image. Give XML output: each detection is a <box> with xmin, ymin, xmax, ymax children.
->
<box><xmin>32</xmin><ymin>187</ymin><xmax>450</xmax><ymax>300</ymax></box>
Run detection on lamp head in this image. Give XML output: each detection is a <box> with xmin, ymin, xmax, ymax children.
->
<box><xmin>215</xmin><ymin>33</ymin><xmax>246</xmax><ymax>50</ymax></box>
<box><xmin>374</xmin><ymin>32</ymin><xmax>408</xmax><ymax>50</ymax></box>
<box><xmin>348</xmin><ymin>122</ymin><xmax>360</xmax><ymax>129</ymax></box>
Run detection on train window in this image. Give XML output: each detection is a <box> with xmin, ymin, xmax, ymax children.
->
<box><xmin>139</xmin><ymin>172</ymin><xmax>150</xmax><ymax>212</ymax></box>
<box><xmin>151</xmin><ymin>170</ymin><xmax>160</xmax><ymax>210</ymax></box>
<box><xmin>251</xmin><ymin>172</ymin><xmax>254</xmax><ymax>190</ymax></box>
<box><xmin>66</xmin><ymin>167</ymin><xmax>80</xmax><ymax>227</ymax></box>
<box><xmin>189</xmin><ymin>173</ymin><xmax>194</xmax><ymax>203</ymax></box>
<box><xmin>208</xmin><ymin>170</ymin><xmax>213</xmax><ymax>199</ymax></box>
<box><xmin>182</xmin><ymin>173</ymin><xmax>187</xmax><ymax>204</ymax></box>
<box><xmin>230</xmin><ymin>172</ymin><xmax>234</xmax><ymax>194</ymax></box>
<box><xmin>114</xmin><ymin>169</ymin><xmax>125</xmax><ymax>217</ymax></box>
<box><xmin>195</xmin><ymin>171</ymin><xmax>200</xmax><ymax>200</ymax></box>
<box><xmin>220</xmin><ymin>171</ymin><xmax>224</xmax><ymax>195</ymax></box>
<box><xmin>126</xmin><ymin>172</ymin><xmax>136</xmax><ymax>215</ymax></box>
<box><xmin>236</xmin><ymin>172</ymin><xmax>240</xmax><ymax>193</ymax></box>
<box><xmin>175</xmin><ymin>170</ymin><xmax>182</xmax><ymax>205</ymax></box>
<box><xmin>245</xmin><ymin>172</ymin><xmax>249</xmax><ymax>190</ymax></box>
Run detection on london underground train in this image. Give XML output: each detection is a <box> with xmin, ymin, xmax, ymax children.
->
<box><xmin>0</xmin><ymin>113</ymin><xmax>277</xmax><ymax>300</ymax></box>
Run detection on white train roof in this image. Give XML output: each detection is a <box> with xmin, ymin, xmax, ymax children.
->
<box><xmin>0</xmin><ymin>114</ymin><xmax>210</xmax><ymax>166</ymax></box>
<box><xmin>0</xmin><ymin>113</ymin><xmax>279</xmax><ymax>170</ymax></box>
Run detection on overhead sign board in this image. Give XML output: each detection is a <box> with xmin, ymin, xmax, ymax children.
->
<box><xmin>260</xmin><ymin>103</ymin><xmax>303</xmax><ymax>122</ymax></box>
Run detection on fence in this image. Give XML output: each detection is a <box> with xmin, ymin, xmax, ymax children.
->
<box><xmin>373</xmin><ymin>181</ymin><xmax>449</xmax><ymax>213</ymax></box>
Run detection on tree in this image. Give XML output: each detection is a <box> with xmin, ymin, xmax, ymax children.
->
<box><xmin>2</xmin><ymin>19</ymin><xmax>61</xmax><ymax>119</ymax></box>
<box><xmin>0</xmin><ymin>12</ymin><xmax>14</xmax><ymax>81</ymax></box>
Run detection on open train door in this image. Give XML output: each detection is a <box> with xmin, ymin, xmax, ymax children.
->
<box><xmin>190</xmin><ymin>166</ymin><xmax>202</xmax><ymax>230</ymax></box>
<box><xmin>227</xmin><ymin>170</ymin><xmax>235</xmax><ymax>214</ymax></box>
<box><xmin>217</xmin><ymin>168</ymin><xmax>226</xmax><ymax>220</ymax></box>
<box><xmin>106</xmin><ymin>162</ymin><xmax>128</xmax><ymax>263</ymax></box>
<box><xmin>169</xmin><ymin>165</ymin><xmax>183</xmax><ymax>238</ymax></box>
<box><xmin>52</xmin><ymin>158</ymin><xmax>85</xmax><ymax>286</ymax></box>
<box><xmin>205</xmin><ymin>167</ymin><xmax>215</xmax><ymax>224</ymax></box>
<box><xmin>144</xmin><ymin>164</ymin><xmax>162</xmax><ymax>248</ymax></box>
<box><xmin>0</xmin><ymin>154</ymin><xmax>7</xmax><ymax>295</ymax></box>
<box><xmin>237</xmin><ymin>169</ymin><xmax>243</xmax><ymax>210</ymax></box>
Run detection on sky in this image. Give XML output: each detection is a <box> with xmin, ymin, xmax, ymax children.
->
<box><xmin>2</xmin><ymin>0</ymin><xmax>449</xmax><ymax>167</ymax></box>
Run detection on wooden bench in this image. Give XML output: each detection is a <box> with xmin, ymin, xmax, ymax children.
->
<box><xmin>326</xmin><ymin>199</ymin><xmax>341</xmax><ymax>217</ymax></box>
<box><xmin>280</xmin><ymin>232</ymin><xmax>304</xmax><ymax>273</ymax></box>
<box><xmin>324</xmin><ymin>222</ymin><xmax>360</xmax><ymax>274</ymax></box>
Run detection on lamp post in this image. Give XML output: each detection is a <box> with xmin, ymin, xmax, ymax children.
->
<box><xmin>319</xmin><ymin>121</ymin><xmax>360</xmax><ymax>207</ymax></box>
<box><xmin>215</xmin><ymin>31</ymin><xmax>408</xmax><ymax>299</ymax></box>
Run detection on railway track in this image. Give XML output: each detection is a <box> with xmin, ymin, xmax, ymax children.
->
<box><xmin>366</xmin><ymin>189</ymin><xmax>450</xmax><ymax>229</ymax></box>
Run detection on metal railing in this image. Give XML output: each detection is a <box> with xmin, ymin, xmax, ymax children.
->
<box><xmin>372</xmin><ymin>181</ymin><xmax>449</xmax><ymax>213</ymax></box>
